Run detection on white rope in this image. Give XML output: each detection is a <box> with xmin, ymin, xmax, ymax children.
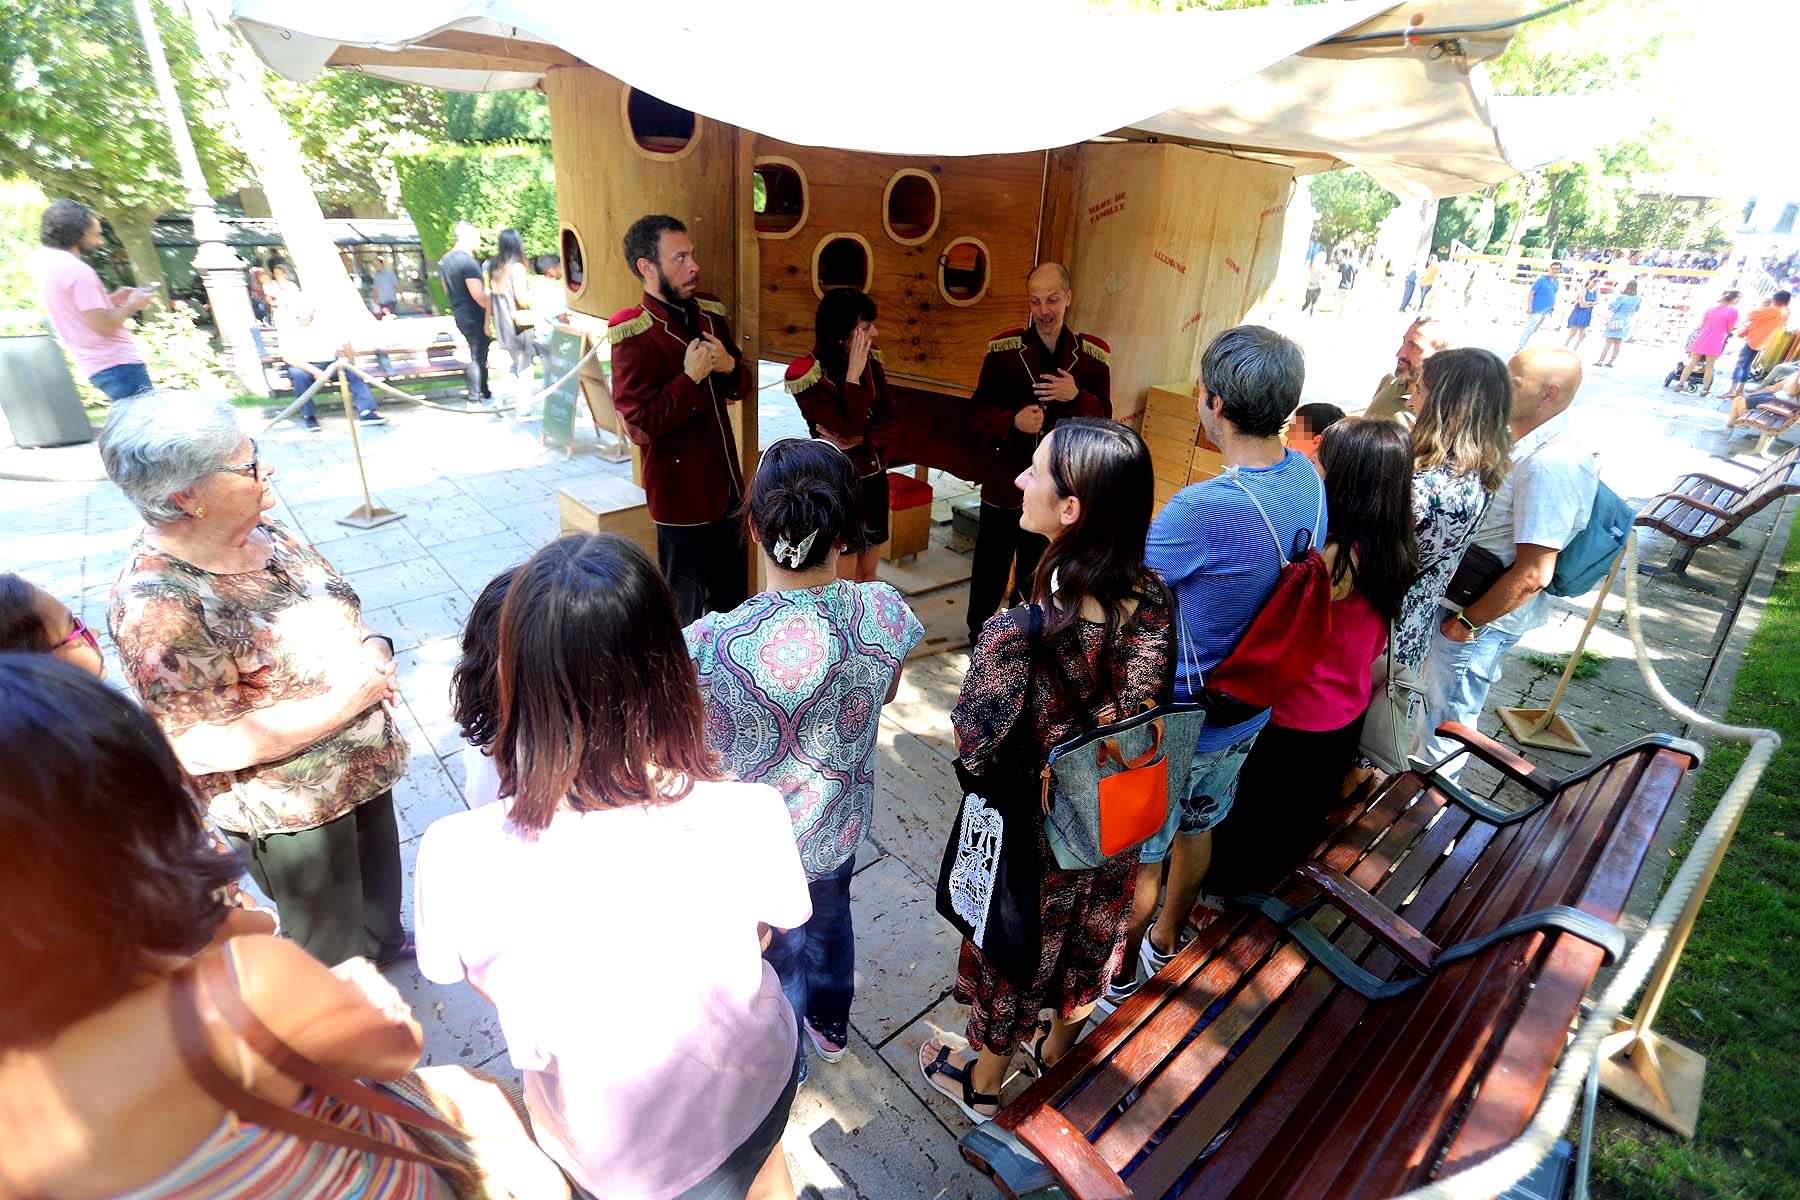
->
<box><xmin>1394</xmin><ymin>528</ymin><xmax>1782</xmax><ymax>1200</ymax></box>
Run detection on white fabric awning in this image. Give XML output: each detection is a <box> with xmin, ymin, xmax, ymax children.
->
<box><xmin>229</xmin><ymin>0</ymin><xmax>1595</xmax><ymax>197</ymax></box>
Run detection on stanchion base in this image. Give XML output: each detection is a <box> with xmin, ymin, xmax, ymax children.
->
<box><xmin>337</xmin><ymin>504</ymin><xmax>406</xmax><ymax>530</ymax></box>
<box><xmin>1598</xmin><ymin>1019</ymin><xmax>1706</xmax><ymax>1138</ymax></box>
<box><xmin>1498</xmin><ymin>706</ymin><xmax>1592</xmax><ymax>755</ymax></box>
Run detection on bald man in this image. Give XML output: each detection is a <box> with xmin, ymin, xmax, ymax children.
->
<box><xmin>965</xmin><ymin>262</ymin><xmax>1112</xmax><ymax>641</ymax></box>
<box><xmin>1364</xmin><ymin>317</ymin><xmax>1454</xmax><ymax>426</ymax></box>
<box><xmin>1419</xmin><ymin>348</ymin><xmax>1598</xmax><ymax>779</ymax></box>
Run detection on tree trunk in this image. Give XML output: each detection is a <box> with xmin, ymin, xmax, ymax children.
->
<box><xmin>1542</xmin><ymin>174</ymin><xmax>1574</xmax><ymax>258</ymax></box>
<box><xmin>110</xmin><ymin>208</ymin><xmax>169</xmax><ymax>292</ymax></box>
<box><xmin>183</xmin><ymin>0</ymin><xmax>374</xmax><ymax>343</ymax></box>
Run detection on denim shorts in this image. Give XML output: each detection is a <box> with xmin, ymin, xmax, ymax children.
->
<box><xmin>1137</xmin><ymin>730</ymin><xmax>1261</xmax><ymax>865</ymax></box>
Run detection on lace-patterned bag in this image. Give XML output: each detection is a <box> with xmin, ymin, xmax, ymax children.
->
<box><xmin>935</xmin><ymin>605</ymin><xmax>1045</xmax><ymax>988</ymax></box>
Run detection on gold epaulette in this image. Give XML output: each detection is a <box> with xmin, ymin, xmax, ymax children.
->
<box><xmin>870</xmin><ymin>348</ymin><xmax>884</xmax><ymax>363</ymax></box>
<box><xmin>988</xmin><ymin>335</ymin><xmax>1023</xmax><ymax>353</ymax></box>
<box><xmin>605</xmin><ymin>308</ymin><xmax>651</xmax><ymax>345</ymax></box>
<box><xmin>1077</xmin><ymin>333</ymin><xmax>1112</xmax><ymax>366</ymax></box>
<box><xmin>782</xmin><ymin>359</ymin><xmax>823</xmax><ymax>395</ymax></box>
<box><xmin>697</xmin><ymin>297</ymin><xmax>728</xmax><ymax>316</ymax></box>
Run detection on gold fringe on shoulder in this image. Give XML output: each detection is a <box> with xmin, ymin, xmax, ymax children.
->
<box><xmin>988</xmin><ymin>335</ymin><xmax>1023</xmax><ymax>353</ymax></box>
<box><xmin>1078</xmin><ymin>337</ymin><xmax>1112</xmax><ymax>366</ymax></box>
<box><xmin>783</xmin><ymin>359</ymin><xmax>823</xmax><ymax>395</ymax></box>
<box><xmin>697</xmin><ymin>297</ymin><xmax>728</xmax><ymax>316</ymax></box>
<box><xmin>870</xmin><ymin>348</ymin><xmax>884</xmax><ymax>363</ymax></box>
<box><xmin>605</xmin><ymin>309</ymin><xmax>652</xmax><ymax>345</ymax></box>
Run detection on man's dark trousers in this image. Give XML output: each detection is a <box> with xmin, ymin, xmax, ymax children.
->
<box><xmin>967</xmin><ymin>502</ymin><xmax>1047</xmax><ymax>642</ymax></box>
<box><xmin>454</xmin><ymin>311</ymin><xmax>492</xmax><ymax>401</ymax></box>
<box><xmin>658</xmin><ymin>514</ymin><xmax>750</xmax><ymax>625</ymax></box>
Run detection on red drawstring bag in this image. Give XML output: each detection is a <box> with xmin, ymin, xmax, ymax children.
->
<box><xmin>1200</xmin><ymin>469</ymin><xmax>1332</xmax><ymax>715</ymax></box>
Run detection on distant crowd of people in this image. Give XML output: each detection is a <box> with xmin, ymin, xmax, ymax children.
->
<box><xmin>2</xmin><ymin>209</ymin><xmax>1613</xmax><ymax>1199</ymax></box>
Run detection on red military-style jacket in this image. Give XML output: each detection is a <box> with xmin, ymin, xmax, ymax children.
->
<box><xmin>781</xmin><ymin>350</ymin><xmax>894</xmax><ymax>478</ymax></box>
<box><xmin>970</xmin><ymin>324</ymin><xmax>1112</xmax><ymax>507</ymax></box>
<box><xmin>607</xmin><ymin>291</ymin><xmax>753</xmax><ymax>526</ymax></box>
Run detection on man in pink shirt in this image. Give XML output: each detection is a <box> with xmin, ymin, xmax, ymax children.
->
<box><xmin>35</xmin><ymin>199</ymin><xmax>155</xmax><ymax>400</ymax></box>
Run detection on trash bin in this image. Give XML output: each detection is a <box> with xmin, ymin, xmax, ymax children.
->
<box><xmin>0</xmin><ymin>326</ymin><xmax>95</xmax><ymax>448</ymax></box>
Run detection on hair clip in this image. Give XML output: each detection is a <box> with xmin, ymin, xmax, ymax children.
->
<box><xmin>773</xmin><ymin>529</ymin><xmax>818</xmax><ymax>568</ymax></box>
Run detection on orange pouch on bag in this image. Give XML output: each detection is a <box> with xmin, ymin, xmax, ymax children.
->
<box><xmin>1096</xmin><ymin>749</ymin><xmax>1169</xmax><ymax>857</ymax></box>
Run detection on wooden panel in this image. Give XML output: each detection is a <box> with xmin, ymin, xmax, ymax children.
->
<box><xmin>1189</xmin><ymin>446</ymin><xmax>1224</xmax><ymax>484</ymax></box>
<box><xmin>1037</xmin><ymin>145</ymin><xmax>1082</xmax><ymax>270</ymax></box>
<box><xmin>751</xmin><ymin>139</ymin><xmax>1048</xmax><ymax>395</ymax></box>
<box><xmin>1142</xmin><ymin>407</ymin><xmax>1199</xmax><ymax>446</ymax></box>
<box><xmin>1144</xmin><ymin>382</ymin><xmax>1198</xmax><ymax>422</ymax></box>
<box><xmin>413</xmin><ymin>30</ymin><xmax>584</xmax><ymax>68</ymax></box>
<box><xmin>557</xmin><ymin>477</ymin><xmax>656</xmax><ymax>559</ymax></box>
<box><xmin>1146</xmin><ymin>431</ymin><xmax>1196</xmax><ymax>486</ymax></box>
<box><xmin>326</xmin><ymin>46</ymin><xmax>559</xmax><ymax>73</ymax></box>
<box><xmin>1154</xmin><ymin>475</ymin><xmax>1182</xmax><ymax>507</ymax></box>
<box><xmin>545</xmin><ymin>67</ymin><xmax>739</xmax><ymax>322</ymax></box>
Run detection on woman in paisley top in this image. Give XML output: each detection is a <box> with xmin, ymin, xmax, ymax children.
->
<box><xmin>920</xmin><ymin>419</ymin><xmax>1172</xmax><ymax>1122</ymax></box>
<box><xmin>100</xmin><ymin>393</ymin><xmax>409</xmax><ymax>967</ymax></box>
<box><xmin>1395</xmin><ymin>349</ymin><xmax>1513</xmax><ymax>676</ymax></box>
<box><xmin>686</xmin><ymin>438</ymin><xmax>924</xmax><ymax>1069</ymax></box>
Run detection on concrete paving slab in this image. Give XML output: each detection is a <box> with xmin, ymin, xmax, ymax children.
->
<box><xmin>848</xmin><ymin>855</ymin><xmax>962</xmax><ymax>1047</ymax></box>
<box><xmin>393</xmin><ymin>636</ymin><xmax>468</xmax><ymax>758</ymax></box>
<box><xmin>393</xmin><ymin>753</ymin><xmax>470</xmax><ymax>843</ymax></box>
<box><xmin>426</xmin><ymin>528</ymin><xmax>533</xmax><ymax>597</ymax></box>
<box><xmin>884</xmin><ymin>653</ymin><xmax>969</xmax><ymax>763</ymax></box>
<box><xmin>453</xmin><ymin>467</ymin><xmax>557</xmax><ymax>509</ymax></box>
<box><xmin>871</xmin><ymin>724</ymin><xmax>963</xmax><ymax>890</ymax></box>
<box><xmin>397</xmin><ymin>492</ymin><xmax>513</xmax><ymax>548</ymax></box>
<box><xmin>908</xmin><ymin>588</ymin><xmax>974</xmax><ymax>660</ymax></box>
<box><xmin>878</xmin><ymin>545</ymin><xmax>973</xmax><ymax>596</ymax></box>
<box><xmin>487</xmin><ymin>497</ymin><xmax>565</xmax><ymax>547</ymax></box>
<box><xmin>365</xmin><ymin>588</ymin><xmax>475</xmax><ymax>654</ymax></box>
<box><xmin>875</xmin><ymin>993</ymin><xmax>1039</xmax><ymax>1138</ymax></box>
<box><xmin>342</xmin><ymin>555</ymin><xmax>460</xmax><ymax>611</ymax></box>
<box><xmin>311</xmin><ymin>524</ymin><xmax>432</xmax><ymax>576</ymax></box>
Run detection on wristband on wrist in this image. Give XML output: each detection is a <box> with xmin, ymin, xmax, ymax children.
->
<box><xmin>362</xmin><ymin>633</ymin><xmax>395</xmax><ymax>654</ymax></box>
<box><xmin>1453</xmin><ymin>611</ymin><xmax>1482</xmax><ymax>635</ymax></box>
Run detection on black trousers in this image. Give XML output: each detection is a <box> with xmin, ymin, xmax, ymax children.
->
<box><xmin>223</xmin><ymin>790</ymin><xmax>405</xmax><ymax>966</ymax></box>
<box><xmin>967</xmin><ymin>502</ymin><xmax>1047</xmax><ymax>640</ymax></box>
<box><xmin>1205</xmin><ymin>715</ymin><xmax>1366</xmax><ymax>898</ymax></box>
<box><xmin>454</xmin><ymin>309</ymin><xmax>492</xmax><ymax>400</ymax></box>
<box><xmin>658</xmin><ymin>513</ymin><xmax>750</xmax><ymax>625</ymax></box>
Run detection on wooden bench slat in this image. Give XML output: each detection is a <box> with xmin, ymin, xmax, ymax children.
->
<box><xmin>1007</xmin><ymin>1108</ymin><xmax>1131</xmax><ymax>1200</ymax></box>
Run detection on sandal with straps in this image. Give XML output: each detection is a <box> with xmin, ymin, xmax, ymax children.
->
<box><xmin>1023</xmin><ymin>1021</ymin><xmax>1053</xmax><ymax>1077</ymax></box>
<box><xmin>919</xmin><ymin>1040</ymin><xmax>1001</xmax><ymax>1123</ymax></box>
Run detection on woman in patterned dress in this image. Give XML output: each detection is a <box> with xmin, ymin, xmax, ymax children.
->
<box><xmin>100</xmin><ymin>393</ymin><xmax>409</xmax><ymax>967</ymax></box>
<box><xmin>1394</xmin><ymin>351</ymin><xmax>1512</xmax><ymax>755</ymax></box>
<box><xmin>686</xmin><ymin>438</ymin><xmax>924</xmax><ymax>1071</ymax></box>
<box><xmin>920</xmin><ymin>419</ymin><xmax>1173</xmax><ymax>1122</ymax></box>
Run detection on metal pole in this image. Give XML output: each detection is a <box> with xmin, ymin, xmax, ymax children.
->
<box><xmin>130</xmin><ymin>0</ymin><xmax>263</xmax><ymax>394</ymax></box>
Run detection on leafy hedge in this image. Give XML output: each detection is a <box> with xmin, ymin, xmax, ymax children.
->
<box><xmin>393</xmin><ymin>143</ymin><xmax>558</xmax><ymax>308</ymax></box>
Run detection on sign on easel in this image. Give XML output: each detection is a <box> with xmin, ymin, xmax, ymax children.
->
<box><xmin>541</xmin><ymin>323</ymin><xmax>587</xmax><ymax>456</ymax></box>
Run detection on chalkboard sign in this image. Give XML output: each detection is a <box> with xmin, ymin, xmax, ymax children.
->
<box><xmin>541</xmin><ymin>324</ymin><xmax>586</xmax><ymax>453</ymax></box>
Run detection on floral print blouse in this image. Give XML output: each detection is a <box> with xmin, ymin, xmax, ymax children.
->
<box><xmin>109</xmin><ymin>520</ymin><xmax>408</xmax><ymax>836</ymax></box>
<box><xmin>1394</xmin><ymin>465</ymin><xmax>1491</xmax><ymax>673</ymax></box>
<box><xmin>686</xmin><ymin>581</ymin><xmax>924</xmax><ymax>879</ymax></box>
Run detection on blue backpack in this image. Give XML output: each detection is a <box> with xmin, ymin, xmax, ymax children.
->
<box><xmin>1548</xmin><ymin>481</ymin><xmax>1635</xmax><ymax>597</ymax></box>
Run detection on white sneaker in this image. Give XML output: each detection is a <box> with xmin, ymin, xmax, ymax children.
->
<box><xmin>1138</xmin><ymin>933</ymin><xmax>1179</xmax><ymax>981</ymax></box>
<box><xmin>1092</xmin><ymin>978</ymin><xmax>1141</xmax><ymax>1020</ymax></box>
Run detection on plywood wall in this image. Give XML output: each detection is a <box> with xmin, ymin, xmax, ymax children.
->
<box><xmin>544</xmin><ymin>67</ymin><xmax>740</xmax><ymax>323</ymax></box>
<box><xmin>1065</xmin><ymin>142</ymin><xmax>1293</xmax><ymax>424</ymax></box>
<box><xmin>750</xmin><ymin>140</ymin><xmax>1049</xmax><ymax>396</ymax></box>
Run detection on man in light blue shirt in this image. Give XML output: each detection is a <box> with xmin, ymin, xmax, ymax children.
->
<box><xmin>1100</xmin><ymin>326</ymin><xmax>1326</xmax><ymax>1013</ymax></box>
<box><xmin>1421</xmin><ymin>348</ymin><xmax>1596</xmax><ymax>779</ymax></box>
<box><xmin>1517</xmin><ymin>260</ymin><xmax>1563</xmax><ymax>351</ymax></box>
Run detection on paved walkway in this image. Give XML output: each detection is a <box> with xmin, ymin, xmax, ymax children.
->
<box><xmin>1</xmin><ymin>313</ymin><xmax>1790</xmax><ymax>1199</ymax></box>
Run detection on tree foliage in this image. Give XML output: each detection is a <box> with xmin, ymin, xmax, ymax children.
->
<box><xmin>1307</xmin><ymin>169</ymin><xmax>1400</xmax><ymax>252</ymax></box>
<box><xmin>445</xmin><ymin>91</ymin><xmax>550</xmax><ymax>144</ymax></box>
<box><xmin>393</xmin><ymin>144</ymin><xmax>558</xmax><ymax>306</ymax></box>
<box><xmin>266</xmin><ymin>72</ymin><xmax>445</xmax><ymax>213</ymax></box>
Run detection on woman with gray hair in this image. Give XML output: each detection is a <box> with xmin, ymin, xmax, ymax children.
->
<box><xmin>100</xmin><ymin>391</ymin><xmax>411</xmax><ymax>967</ymax></box>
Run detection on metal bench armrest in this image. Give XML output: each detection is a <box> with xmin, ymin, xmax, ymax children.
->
<box><xmin>1296</xmin><ymin>863</ymin><xmax>1438</xmax><ymax>972</ymax></box>
<box><xmin>1429</xmin><ymin>723</ymin><xmax>1562</xmax><ymax>797</ymax></box>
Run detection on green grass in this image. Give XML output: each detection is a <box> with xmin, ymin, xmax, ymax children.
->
<box><xmin>1523</xmin><ymin>648</ymin><xmax>1611</xmax><ymax>681</ymax></box>
<box><xmin>1591</xmin><ymin>529</ymin><xmax>1800</xmax><ymax>1199</ymax></box>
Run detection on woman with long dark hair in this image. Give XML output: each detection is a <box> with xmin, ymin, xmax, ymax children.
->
<box><xmin>489</xmin><ymin>227</ymin><xmax>536</xmax><ymax>388</ymax></box>
<box><xmin>1208</xmin><ymin>418</ymin><xmax>1420</xmax><ymax>895</ymax></box>
<box><xmin>920</xmin><ymin>418</ymin><xmax>1173</xmax><ymax>1121</ymax></box>
<box><xmin>686</xmin><ymin>437</ymin><xmax>923</xmax><ymax>1074</ymax></box>
<box><xmin>783</xmin><ymin>289</ymin><xmax>895</xmax><ymax>580</ymax></box>
<box><xmin>449</xmin><ymin>566</ymin><xmax>518</xmax><ymax>808</ymax></box>
<box><xmin>414</xmin><ymin>534</ymin><xmax>811</xmax><ymax>1200</ymax></box>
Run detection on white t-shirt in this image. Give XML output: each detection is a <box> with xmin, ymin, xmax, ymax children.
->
<box><xmin>459</xmin><ymin>742</ymin><xmax>502</xmax><ymax>809</ymax></box>
<box><xmin>413</xmin><ymin>780</ymin><xmax>811</xmax><ymax>1200</ymax></box>
<box><xmin>1459</xmin><ymin>410</ymin><xmax>1599</xmax><ymax>636</ymax></box>
<box><xmin>373</xmin><ymin>268</ymin><xmax>399</xmax><ymax>306</ymax></box>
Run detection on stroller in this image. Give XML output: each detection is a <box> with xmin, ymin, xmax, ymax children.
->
<box><xmin>1662</xmin><ymin>356</ymin><xmax>1708</xmax><ymax>393</ymax></box>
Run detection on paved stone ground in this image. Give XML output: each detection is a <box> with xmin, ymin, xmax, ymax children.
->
<box><xmin>2</xmin><ymin>307</ymin><xmax>1790</xmax><ymax>1198</ymax></box>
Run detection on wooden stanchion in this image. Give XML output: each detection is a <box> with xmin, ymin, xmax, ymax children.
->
<box><xmin>1497</xmin><ymin>551</ymin><xmax>1626</xmax><ymax>756</ymax></box>
<box><xmin>332</xmin><ymin>365</ymin><xmax>405</xmax><ymax>530</ymax></box>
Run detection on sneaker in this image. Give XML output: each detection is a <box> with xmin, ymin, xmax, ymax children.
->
<box><xmin>302</xmin><ymin>415</ymin><xmax>321</xmax><ymax>433</ymax></box>
<box><xmin>358</xmin><ymin>410</ymin><xmax>388</xmax><ymax>425</ymax></box>
<box><xmin>1092</xmin><ymin>977</ymin><xmax>1141</xmax><ymax>1020</ymax></box>
<box><xmin>1139</xmin><ymin>932</ymin><xmax>1178</xmax><ymax>981</ymax></box>
<box><xmin>803</xmin><ymin>1018</ymin><xmax>847</xmax><ymax>1064</ymax></box>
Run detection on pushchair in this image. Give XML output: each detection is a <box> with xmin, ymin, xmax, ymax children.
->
<box><xmin>1663</xmin><ymin>356</ymin><xmax>1707</xmax><ymax>393</ymax></box>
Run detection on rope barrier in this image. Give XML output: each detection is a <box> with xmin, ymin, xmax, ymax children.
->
<box><xmin>1395</xmin><ymin>528</ymin><xmax>1781</xmax><ymax>1200</ymax></box>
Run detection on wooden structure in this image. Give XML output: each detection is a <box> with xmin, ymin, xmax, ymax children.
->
<box><xmin>1729</xmin><ymin>392</ymin><xmax>1800</xmax><ymax>456</ymax></box>
<box><xmin>960</xmin><ymin>725</ymin><xmax>1699</xmax><ymax>1200</ymax></box>
<box><xmin>556</xmin><ymin>475</ymin><xmax>656</xmax><ymax>559</ymax></box>
<box><xmin>1142</xmin><ymin>382</ymin><xmax>1227</xmax><ymax>519</ymax></box>
<box><xmin>1634</xmin><ymin>448</ymin><xmax>1800</xmax><ymax>589</ymax></box>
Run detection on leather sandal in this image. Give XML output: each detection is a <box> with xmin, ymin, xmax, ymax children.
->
<box><xmin>919</xmin><ymin>1041</ymin><xmax>1001</xmax><ymax>1123</ymax></box>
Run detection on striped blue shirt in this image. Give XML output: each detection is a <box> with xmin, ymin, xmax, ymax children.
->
<box><xmin>1146</xmin><ymin>449</ymin><xmax>1329</xmax><ymax>750</ymax></box>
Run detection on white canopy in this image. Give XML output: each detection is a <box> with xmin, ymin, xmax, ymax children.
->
<box><xmin>230</xmin><ymin>0</ymin><xmax>1603</xmax><ymax>197</ymax></box>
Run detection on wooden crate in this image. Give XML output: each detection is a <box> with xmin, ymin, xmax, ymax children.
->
<box><xmin>885</xmin><ymin>471</ymin><xmax>934</xmax><ymax>562</ymax></box>
<box><xmin>557</xmin><ymin>476</ymin><xmax>657</xmax><ymax>559</ymax></box>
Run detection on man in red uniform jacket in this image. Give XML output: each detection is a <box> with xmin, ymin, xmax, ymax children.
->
<box><xmin>965</xmin><ymin>261</ymin><xmax>1112</xmax><ymax>642</ymax></box>
<box><xmin>608</xmin><ymin>214</ymin><xmax>754</xmax><ymax>623</ymax></box>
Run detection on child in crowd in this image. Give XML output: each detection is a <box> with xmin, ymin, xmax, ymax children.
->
<box><xmin>1207</xmin><ymin>418</ymin><xmax>1419</xmax><ymax>895</ymax></box>
<box><xmin>449</xmin><ymin>566</ymin><xmax>519</xmax><ymax>809</ymax></box>
<box><xmin>1285</xmin><ymin>401</ymin><xmax>1344</xmax><ymax>469</ymax></box>
<box><xmin>685</xmin><ymin>437</ymin><xmax>924</xmax><ymax>1072</ymax></box>
<box><xmin>0</xmin><ymin>571</ymin><xmax>106</xmax><ymax>676</ymax></box>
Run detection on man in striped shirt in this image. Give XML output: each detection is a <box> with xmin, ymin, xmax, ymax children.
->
<box><xmin>1102</xmin><ymin>326</ymin><xmax>1327</xmax><ymax>1013</ymax></box>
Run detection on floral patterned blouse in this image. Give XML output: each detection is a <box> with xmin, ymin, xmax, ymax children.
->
<box><xmin>108</xmin><ymin>520</ymin><xmax>408</xmax><ymax>836</ymax></box>
<box><xmin>1394</xmin><ymin>465</ymin><xmax>1491</xmax><ymax>673</ymax></box>
<box><xmin>686</xmin><ymin>581</ymin><xmax>924</xmax><ymax>879</ymax></box>
<box><xmin>952</xmin><ymin>583</ymin><xmax>1174</xmax><ymax>777</ymax></box>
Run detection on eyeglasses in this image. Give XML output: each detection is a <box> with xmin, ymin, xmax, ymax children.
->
<box><xmin>210</xmin><ymin>439</ymin><xmax>261</xmax><ymax>481</ymax></box>
<box><xmin>55</xmin><ymin>614</ymin><xmax>100</xmax><ymax>655</ymax></box>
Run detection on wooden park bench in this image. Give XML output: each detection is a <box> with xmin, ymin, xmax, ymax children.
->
<box><xmin>251</xmin><ymin>320</ymin><xmax>472</xmax><ymax>399</ymax></box>
<box><xmin>1634</xmin><ymin>447</ymin><xmax>1800</xmax><ymax>588</ymax></box>
<box><xmin>1729</xmin><ymin>393</ymin><xmax>1800</xmax><ymax>456</ymax></box>
<box><xmin>960</xmin><ymin>725</ymin><xmax>1700</xmax><ymax>1200</ymax></box>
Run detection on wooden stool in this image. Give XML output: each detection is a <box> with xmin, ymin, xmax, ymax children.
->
<box><xmin>884</xmin><ymin>471</ymin><xmax>934</xmax><ymax>563</ymax></box>
<box><xmin>556</xmin><ymin>476</ymin><xmax>656</xmax><ymax>560</ymax></box>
